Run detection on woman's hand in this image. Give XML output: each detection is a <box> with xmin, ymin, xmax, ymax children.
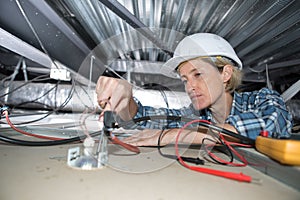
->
<box><xmin>96</xmin><ymin>76</ymin><xmax>138</xmax><ymax>121</ymax></box>
<box><xmin>123</xmin><ymin>128</ymin><xmax>215</xmax><ymax>146</ymax></box>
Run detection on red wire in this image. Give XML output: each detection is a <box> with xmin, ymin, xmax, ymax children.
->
<box><xmin>220</xmin><ymin>134</ymin><xmax>249</xmax><ymax>166</ymax></box>
<box><xmin>175</xmin><ymin>119</ymin><xmax>252</xmax><ymax>183</ymax></box>
<box><xmin>4</xmin><ymin>111</ymin><xmax>64</xmax><ymax>141</ymax></box>
<box><xmin>109</xmin><ymin>132</ymin><xmax>140</xmax><ymax>154</ymax></box>
<box><xmin>98</xmin><ymin>106</ymin><xmax>140</xmax><ymax>154</ymax></box>
<box><xmin>203</xmin><ymin>133</ymin><xmax>249</xmax><ymax>167</ymax></box>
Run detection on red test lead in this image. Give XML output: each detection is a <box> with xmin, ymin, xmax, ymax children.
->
<box><xmin>175</xmin><ymin>119</ymin><xmax>253</xmax><ymax>183</ymax></box>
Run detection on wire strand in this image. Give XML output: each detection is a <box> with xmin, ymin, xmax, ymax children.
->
<box><xmin>175</xmin><ymin>119</ymin><xmax>252</xmax><ymax>183</ymax></box>
<box><xmin>4</xmin><ymin>110</ymin><xmax>65</xmax><ymax>140</ymax></box>
<box><xmin>15</xmin><ymin>0</ymin><xmax>59</xmax><ymax>69</ymax></box>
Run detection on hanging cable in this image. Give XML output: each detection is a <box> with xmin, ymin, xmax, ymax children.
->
<box><xmin>2</xmin><ymin>77</ymin><xmax>75</xmax><ymax>126</ymax></box>
<box><xmin>0</xmin><ymin>74</ymin><xmax>50</xmax><ymax>99</ymax></box>
<box><xmin>0</xmin><ymin>105</ymin><xmax>104</xmax><ymax>146</ymax></box>
<box><xmin>3</xmin><ymin>110</ymin><xmax>64</xmax><ymax>140</ymax></box>
<box><xmin>11</xmin><ymin>80</ymin><xmax>61</xmax><ymax>109</ymax></box>
<box><xmin>15</xmin><ymin>0</ymin><xmax>59</xmax><ymax>69</ymax></box>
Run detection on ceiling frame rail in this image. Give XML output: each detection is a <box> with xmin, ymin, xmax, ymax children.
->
<box><xmin>98</xmin><ymin>0</ymin><xmax>172</xmax><ymax>56</ymax></box>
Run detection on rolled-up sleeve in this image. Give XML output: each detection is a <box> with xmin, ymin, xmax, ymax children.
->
<box><xmin>130</xmin><ymin>97</ymin><xmax>186</xmax><ymax>129</ymax></box>
<box><xmin>226</xmin><ymin>88</ymin><xmax>293</xmax><ymax>139</ymax></box>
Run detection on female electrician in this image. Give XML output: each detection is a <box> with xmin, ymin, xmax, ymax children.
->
<box><xmin>96</xmin><ymin>33</ymin><xmax>293</xmax><ymax>146</ymax></box>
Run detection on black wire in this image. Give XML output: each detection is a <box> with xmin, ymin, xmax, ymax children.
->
<box><xmin>14</xmin><ymin>101</ymin><xmax>55</xmax><ymax>111</ymax></box>
<box><xmin>142</xmin><ymin>83</ymin><xmax>170</xmax><ymax>109</ymax></box>
<box><xmin>120</xmin><ymin>115</ymin><xmax>255</xmax><ymax>145</ymax></box>
<box><xmin>157</xmin><ymin>128</ymin><xmax>178</xmax><ymax>160</ymax></box>
<box><xmin>15</xmin><ymin>0</ymin><xmax>59</xmax><ymax>69</ymax></box>
<box><xmin>57</xmin><ymin>77</ymin><xmax>75</xmax><ymax>109</ymax></box>
<box><xmin>157</xmin><ymin>128</ymin><xmax>206</xmax><ymax>165</ymax></box>
<box><xmin>73</xmin><ymin>79</ymin><xmax>95</xmax><ymax>111</ymax></box>
<box><xmin>13</xmin><ymin>111</ymin><xmax>55</xmax><ymax>125</ymax></box>
<box><xmin>156</xmin><ymin>126</ymin><xmax>234</xmax><ymax>165</ymax></box>
<box><xmin>202</xmin><ymin>137</ymin><xmax>234</xmax><ymax>165</ymax></box>
<box><xmin>141</xmin><ymin>83</ymin><xmax>173</xmax><ymax>128</ymax></box>
<box><xmin>197</xmin><ymin>122</ymin><xmax>254</xmax><ymax>145</ymax></box>
<box><xmin>121</xmin><ymin>114</ymin><xmax>252</xmax><ymax>165</ymax></box>
<box><xmin>3</xmin><ymin>78</ymin><xmax>75</xmax><ymax>125</ymax></box>
<box><xmin>0</xmin><ymin>131</ymin><xmax>101</xmax><ymax>146</ymax></box>
<box><xmin>11</xmin><ymin>80</ymin><xmax>61</xmax><ymax>109</ymax></box>
<box><xmin>200</xmin><ymin>127</ymin><xmax>235</xmax><ymax>164</ymax></box>
<box><xmin>0</xmin><ymin>134</ymin><xmax>80</xmax><ymax>146</ymax></box>
<box><xmin>0</xmin><ymin>74</ymin><xmax>56</xmax><ymax>125</ymax></box>
<box><xmin>0</xmin><ymin>74</ymin><xmax>50</xmax><ymax>98</ymax></box>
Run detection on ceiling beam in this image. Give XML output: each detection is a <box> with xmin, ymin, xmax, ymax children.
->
<box><xmin>0</xmin><ymin>27</ymin><xmax>52</xmax><ymax>68</ymax></box>
<box><xmin>98</xmin><ymin>0</ymin><xmax>172</xmax><ymax>56</ymax></box>
<box><xmin>28</xmin><ymin>0</ymin><xmax>91</xmax><ymax>55</ymax></box>
<box><xmin>0</xmin><ymin>27</ymin><xmax>93</xmax><ymax>86</ymax></box>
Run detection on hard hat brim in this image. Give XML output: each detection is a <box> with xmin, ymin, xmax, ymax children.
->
<box><xmin>160</xmin><ymin>55</ymin><xmax>199</xmax><ymax>79</ymax></box>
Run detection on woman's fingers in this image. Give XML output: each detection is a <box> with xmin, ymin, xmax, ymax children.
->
<box><xmin>96</xmin><ymin>76</ymin><xmax>136</xmax><ymax>120</ymax></box>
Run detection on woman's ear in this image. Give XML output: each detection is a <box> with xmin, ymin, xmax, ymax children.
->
<box><xmin>222</xmin><ymin>65</ymin><xmax>233</xmax><ymax>83</ymax></box>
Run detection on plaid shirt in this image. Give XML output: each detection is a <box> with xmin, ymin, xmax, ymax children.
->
<box><xmin>132</xmin><ymin>88</ymin><xmax>293</xmax><ymax>140</ymax></box>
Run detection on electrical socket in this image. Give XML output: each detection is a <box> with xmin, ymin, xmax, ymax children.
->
<box><xmin>50</xmin><ymin>68</ymin><xmax>71</xmax><ymax>81</ymax></box>
<box><xmin>67</xmin><ymin>147</ymin><xmax>80</xmax><ymax>167</ymax></box>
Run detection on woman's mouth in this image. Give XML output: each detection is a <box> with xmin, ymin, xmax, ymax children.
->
<box><xmin>190</xmin><ymin>94</ymin><xmax>202</xmax><ymax>101</ymax></box>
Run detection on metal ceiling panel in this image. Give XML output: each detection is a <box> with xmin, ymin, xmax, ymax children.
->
<box><xmin>0</xmin><ymin>0</ymin><xmax>299</xmax><ymax>91</ymax></box>
<box><xmin>0</xmin><ymin>0</ymin><xmax>90</xmax><ymax>73</ymax></box>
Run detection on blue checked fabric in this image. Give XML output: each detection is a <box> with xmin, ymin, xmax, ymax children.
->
<box><xmin>131</xmin><ymin>88</ymin><xmax>293</xmax><ymax>140</ymax></box>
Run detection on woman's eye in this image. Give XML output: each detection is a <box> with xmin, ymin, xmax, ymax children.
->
<box><xmin>194</xmin><ymin>73</ymin><xmax>202</xmax><ymax>78</ymax></box>
<box><xmin>181</xmin><ymin>79</ymin><xmax>187</xmax><ymax>84</ymax></box>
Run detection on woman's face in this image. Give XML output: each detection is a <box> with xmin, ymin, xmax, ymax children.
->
<box><xmin>178</xmin><ymin>59</ymin><xmax>225</xmax><ymax>110</ymax></box>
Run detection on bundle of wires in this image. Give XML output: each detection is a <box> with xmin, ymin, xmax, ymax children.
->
<box><xmin>0</xmin><ymin>0</ymin><xmax>97</xmax><ymax>146</ymax></box>
<box><xmin>0</xmin><ymin>106</ymin><xmax>101</xmax><ymax>146</ymax></box>
<box><xmin>1</xmin><ymin>106</ymin><xmax>255</xmax><ymax>182</ymax></box>
<box><xmin>174</xmin><ymin>119</ymin><xmax>253</xmax><ymax>183</ymax></box>
<box><xmin>0</xmin><ymin>73</ymin><xmax>75</xmax><ymax>125</ymax></box>
<box><xmin>119</xmin><ymin>114</ymin><xmax>255</xmax><ymax>182</ymax></box>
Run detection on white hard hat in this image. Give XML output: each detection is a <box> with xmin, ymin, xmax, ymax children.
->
<box><xmin>160</xmin><ymin>33</ymin><xmax>242</xmax><ymax>79</ymax></box>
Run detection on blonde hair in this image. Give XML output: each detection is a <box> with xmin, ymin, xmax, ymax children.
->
<box><xmin>213</xmin><ymin>56</ymin><xmax>243</xmax><ymax>93</ymax></box>
<box><xmin>177</xmin><ymin>56</ymin><xmax>243</xmax><ymax>93</ymax></box>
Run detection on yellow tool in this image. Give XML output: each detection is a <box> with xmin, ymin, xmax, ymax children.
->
<box><xmin>256</xmin><ymin>136</ymin><xmax>300</xmax><ymax>165</ymax></box>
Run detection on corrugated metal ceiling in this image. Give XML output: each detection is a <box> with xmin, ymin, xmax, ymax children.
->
<box><xmin>0</xmin><ymin>0</ymin><xmax>299</xmax><ymax>92</ymax></box>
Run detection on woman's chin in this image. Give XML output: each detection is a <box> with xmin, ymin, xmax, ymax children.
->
<box><xmin>192</xmin><ymin>103</ymin><xmax>207</xmax><ymax>111</ymax></box>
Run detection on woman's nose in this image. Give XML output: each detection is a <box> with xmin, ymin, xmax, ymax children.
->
<box><xmin>186</xmin><ymin>80</ymin><xmax>196</xmax><ymax>93</ymax></box>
